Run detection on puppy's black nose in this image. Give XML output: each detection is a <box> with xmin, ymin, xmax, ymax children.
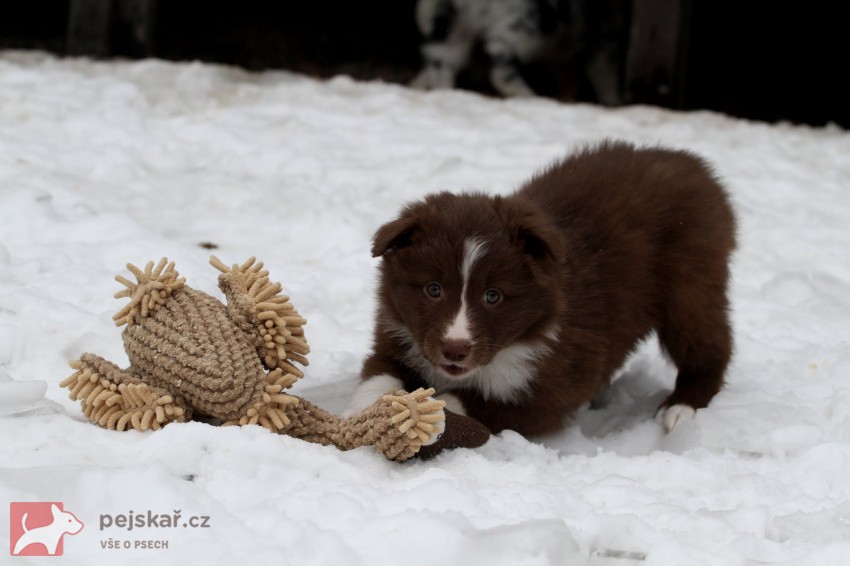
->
<box><xmin>442</xmin><ymin>339</ymin><xmax>471</xmax><ymax>362</ymax></box>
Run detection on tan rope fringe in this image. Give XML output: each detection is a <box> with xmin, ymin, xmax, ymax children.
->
<box><xmin>210</xmin><ymin>256</ymin><xmax>310</xmax><ymax>375</ymax></box>
<box><xmin>60</xmin><ymin>359</ymin><xmax>188</xmax><ymax>431</ymax></box>
<box><xmin>113</xmin><ymin>258</ymin><xmax>185</xmax><ymax>327</ymax></box>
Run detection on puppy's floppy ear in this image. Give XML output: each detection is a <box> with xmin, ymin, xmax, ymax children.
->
<box><xmin>371</xmin><ymin>213</ymin><xmax>419</xmax><ymax>257</ymax></box>
<box><xmin>498</xmin><ymin>198</ymin><xmax>565</xmax><ymax>264</ymax></box>
<box><xmin>514</xmin><ymin>222</ymin><xmax>563</xmax><ymax>263</ymax></box>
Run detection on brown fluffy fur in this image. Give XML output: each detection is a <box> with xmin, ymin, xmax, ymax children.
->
<box><xmin>361</xmin><ymin>141</ymin><xmax>736</xmax><ymax>436</ymax></box>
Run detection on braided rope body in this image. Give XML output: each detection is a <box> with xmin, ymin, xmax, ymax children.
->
<box><xmin>123</xmin><ymin>287</ymin><xmax>267</xmax><ymax>420</ymax></box>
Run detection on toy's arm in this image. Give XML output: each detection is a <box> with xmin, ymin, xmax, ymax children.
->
<box><xmin>209</xmin><ymin>256</ymin><xmax>309</xmax><ymax>379</ymax></box>
<box><xmin>112</xmin><ymin>258</ymin><xmax>185</xmax><ymax>327</ymax></box>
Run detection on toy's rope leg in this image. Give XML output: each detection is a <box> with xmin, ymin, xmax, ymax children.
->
<box><xmin>282</xmin><ymin>388</ymin><xmax>446</xmax><ymax>462</ymax></box>
<box><xmin>220</xmin><ymin>369</ymin><xmax>300</xmax><ymax>432</ymax></box>
<box><xmin>59</xmin><ymin>353</ymin><xmax>191</xmax><ymax>431</ymax></box>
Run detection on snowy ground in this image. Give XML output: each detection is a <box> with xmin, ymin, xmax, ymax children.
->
<box><xmin>1</xmin><ymin>51</ymin><xmax>849</xmax><ymax>565</ymax></box>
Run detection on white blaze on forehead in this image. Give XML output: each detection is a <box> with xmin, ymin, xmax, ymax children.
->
<box><xmin>444</xmin><ymin>238</ymin><xmax>487</xmax><ymax>342</ymax></box>
<box><xmin>461</xmin><ymin>237</ymin><xmax>487</xmax><ymax>282</ymax></box>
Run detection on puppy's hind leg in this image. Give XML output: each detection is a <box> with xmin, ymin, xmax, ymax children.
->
<box><xmin>657</xmin><ymin>263</ymin><xmax>733</xmax><ymax>431</ymax></box>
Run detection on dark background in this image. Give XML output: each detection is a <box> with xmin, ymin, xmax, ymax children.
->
<box><xmin>1</xmin><ymin>0</ymin><xmax>847</xmax><ymax>129</ymax></box>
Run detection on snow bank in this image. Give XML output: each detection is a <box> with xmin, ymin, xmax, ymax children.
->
<box><xmin>1</xmin><ymin>51</ymin><xmax>849</xmax><ymax>564</ymax></box>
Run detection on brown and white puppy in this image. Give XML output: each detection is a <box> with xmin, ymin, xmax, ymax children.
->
<box><xmin>346</xmin><ymin>141</ymin><xmax>736</xmax><ymax>436</ymax></box>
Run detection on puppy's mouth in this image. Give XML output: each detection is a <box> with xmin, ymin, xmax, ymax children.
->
<box><xmin>439</xmin><ymin>363</ymin><xmax>475</xmax><ymax>379</ymax></box>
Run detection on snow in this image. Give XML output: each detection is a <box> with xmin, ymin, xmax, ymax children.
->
<box><xmin>1</xmin><ymin>50</ymin><xmax>849</xmax><ymax>564</ymax></box>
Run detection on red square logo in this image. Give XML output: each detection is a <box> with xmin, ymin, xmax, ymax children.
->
<box><xmin>9</xmin><ymin>502</ymin><xmax>84</xmax><ymax>556</ymax></box>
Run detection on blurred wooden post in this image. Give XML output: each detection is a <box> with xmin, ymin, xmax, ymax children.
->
<box><xmin>625</xmin><ymin>0</ymin><xmax>690</xmax><ymax>108</ymax></box>
<box><xmin>119</xmin><ymin>0</ymin><xmax>157</xmax><ymax>57</ymax></box>
<box><xmin>67</xmin><ymin>0</ymin><xmax>156</xmax><ymax>57</ymax></box>
<box><xmin>67</xmin><ymin>0</ymin><xmax>113</xmax><ymax>57</ymax></box>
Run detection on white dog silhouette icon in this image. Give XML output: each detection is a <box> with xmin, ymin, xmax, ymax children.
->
<box><xmin>12</xmin><ymin>503</ymin><xmax>84</xmax><ymax>556</ymax></box>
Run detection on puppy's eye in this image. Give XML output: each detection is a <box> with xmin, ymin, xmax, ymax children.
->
<box><xmin>424</xmin><ymin>282</ymin><xmax>443</xmax><ymax>299</ymax></box>
<box><xmin>483</xmin><ymin>289</ymin><xmax>502</xmax><ymax>305</ymax></box>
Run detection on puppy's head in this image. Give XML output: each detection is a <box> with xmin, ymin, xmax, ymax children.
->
<box><xmin>372</xmin><ymin>192</ymin><xmax>565</xmax><ymax>383</ymax></box>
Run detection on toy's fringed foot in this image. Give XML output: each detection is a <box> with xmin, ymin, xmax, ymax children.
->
<box><xmin>210</xmin><ymin>256</ymin><xmax>310</xmax><ymax>379</ymax></box>
<box><xmin>378</xmin><ymin>388</ymin><xmax>447</xmax><ymax>459</ymax></box>
<box><xmin>59</xmin><ymin>354</ymin><xmax>191</xmax><ymax>431</ymax></box>
<box><xmin>347</xmin><ymin>388</ymin><xmax>446</xmax><ymax>461</ymax></box>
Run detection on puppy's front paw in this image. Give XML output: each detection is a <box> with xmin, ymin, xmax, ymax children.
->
<box><xmin>657</xmin><ymin>403</ymin><xmax>696</xmax><ymax>432</ymax></box>
<box><xmin>434</xmin><ymin>392</ymin><xmax>466</xmax><ymax>417</ymax></box>
<box><xmin>343</xmin><ymin>374</ymin><xmax>404</xmax><ymax>419</ymax></box>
